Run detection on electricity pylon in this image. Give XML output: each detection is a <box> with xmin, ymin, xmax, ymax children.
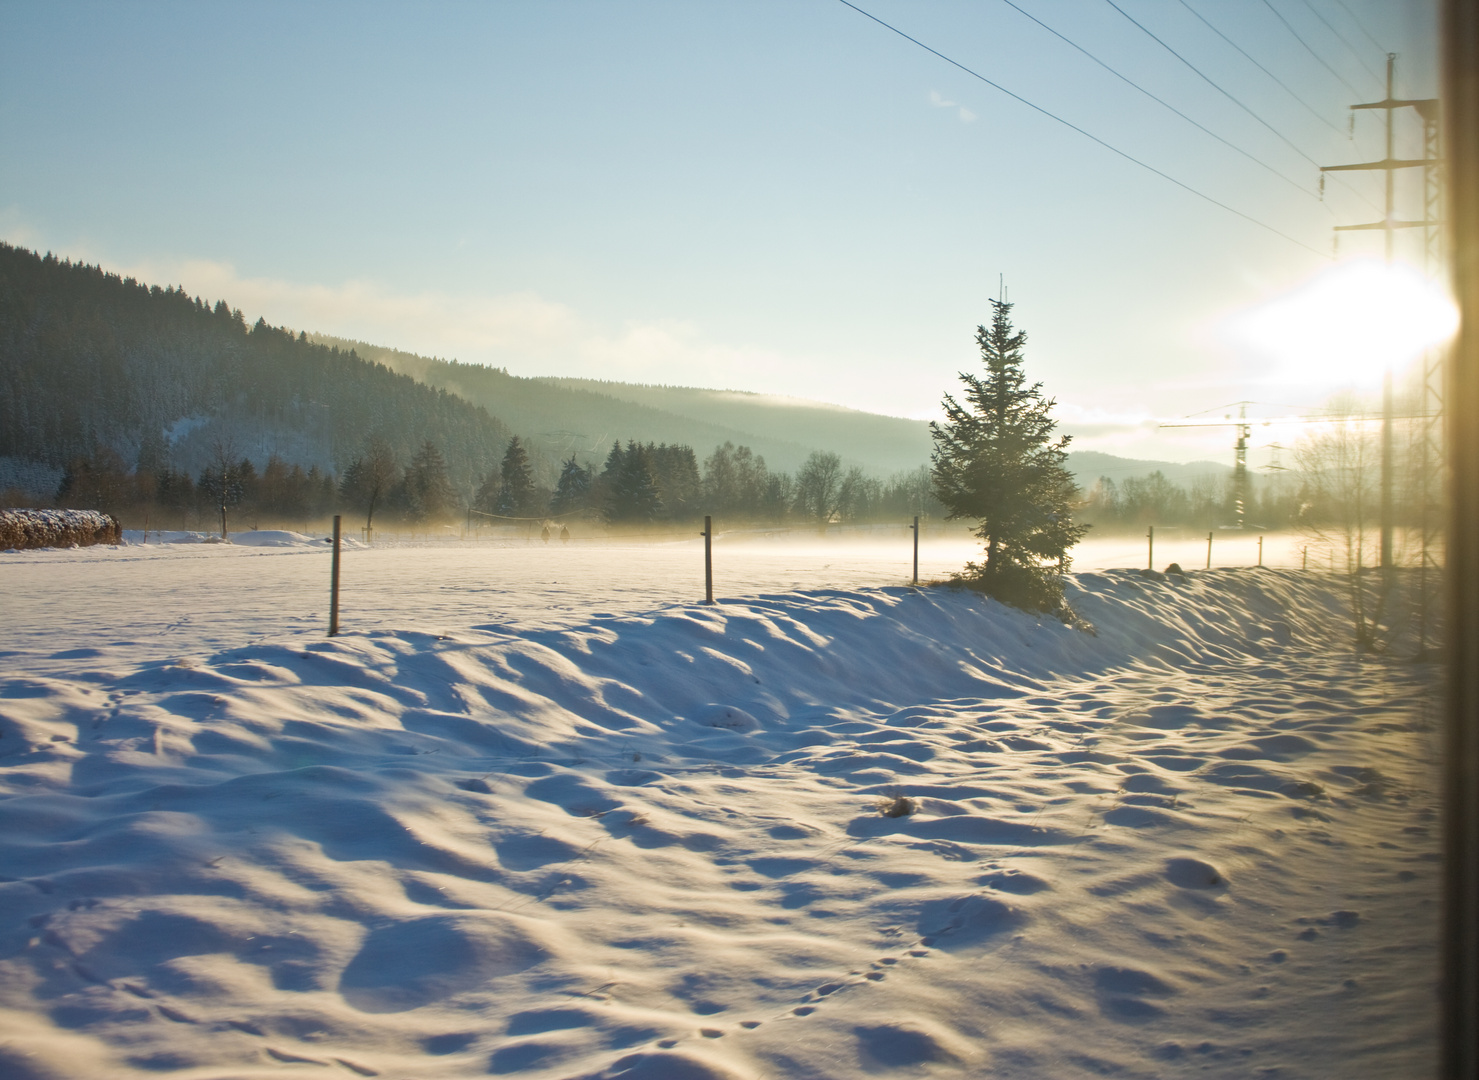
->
<box><xmin>1160</xmin><ymin>402</ymin><xmax>1256</xmax><ymax>528</ymax></box>
<box><xmin>1320</xmin><ymin>54</ymin><xmax>1442</xmax><ymax>574</ymax></box>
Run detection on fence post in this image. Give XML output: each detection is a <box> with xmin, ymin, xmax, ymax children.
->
<box><xmin>1206</xmin><ymin>531</ymin><xmax>1213</xmax><ymax>570</ymax></box>
<box><xmin>1147</xmin><ymin>525</ymin><xmax>1154</xmax><ymax>571</ymax></box>
<box><xmin>1302</xmin><ymin>546</ymin><xmax>1308</xmax><ymax>571</ymax></box>
<box><xmin>329</xmin><ymin>514</ymin><xmax>342</xmax><ymax>637</ymax></box>
<box><xmin>1258</xmin><ymin>535</ymin><xmax>1264</xmax><ymax>567</ymax></box>
<box><xmin>702</xmin><ymin>515</ymin><xmax>714</xmax><ymax>605</ymax></box>
<box><xmin>911</xmin><ymin>515</ymin><xmax>919</xmax><ymax>585</ymax></box>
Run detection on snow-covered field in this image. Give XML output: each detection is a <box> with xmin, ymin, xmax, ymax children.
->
<box><xmin>0</xmin><ymin>535</ymin><xmax>1440</xmax><ymax>1078</ymax></box>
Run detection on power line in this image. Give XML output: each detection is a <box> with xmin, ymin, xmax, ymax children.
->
<box><xmin>833</xmin><ymin>0</ymin><xmax>1333</xmax><ymax>259</ymax></box>
<box><xmin>996</xmin><ymin>0</ymin><xmax>1327</xmax><ymax>204</ymax></box>
<box><xmin>1328</xmin><ymin>0</ymin><xmax>1387</xmax><ymax>57</ymax></box>
<box><xmin>1174</xmin><ymin>0</ymin><xmax>1383</xmax><ymax>216</ymax></box>
<box><xmin>1175</xmin><ymin>0</ymin><xmax>1345</xmax><ymax>138</ymax></box>
<box><xmin>1295</xmin><ymin>0</ymin><xmax>1386</xmax><ymax>84</ymax></box>
<box><xmin>1258</xmin><ymin>0</ymin><xmax>1372</xmax><ymax>98</ymax></box>
<box><xmin>1103</xmin><ymin>0</ymin><xmax>1326</xmax><ymax>169</ymax></box>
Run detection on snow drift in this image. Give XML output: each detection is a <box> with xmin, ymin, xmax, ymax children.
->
<box><xmin>0</xmin><ymin>566</ymin><xmax>1440</xmax><ymax>1078</ymax></box>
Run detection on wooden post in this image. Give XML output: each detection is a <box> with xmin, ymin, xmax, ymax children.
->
<box><xmin>1302</xmin><ymin>546</ymin><xmax>1308</xmax><ymax>571</ymax></box>
<box><xmin>702</xmin><ymin>515</ymin><xmax>714</xmax><ymax>605</ymax></box>
<box><xmin>329</xmin><ymin>515</ymin><xmax>342</xmax><ymax>637</ymax></box>
<box><xmin>911</xmin><ymin>515</ymin><xmax>919</xmax><ymax>585</ymax></box>
<box><xmin>1147</xmin><ymin>525</ymin><xmax>1154</xmax><ymax>571</ymax></box>
<box><xmin>1206</xmin><ymin>531</ymin><xmax>1213</xmax><ymax>570</ymax></box>
<box><xmin>1258</xmin><ymin>535</ymin><xmax>1264</xmax><ymax>567</ymax></box>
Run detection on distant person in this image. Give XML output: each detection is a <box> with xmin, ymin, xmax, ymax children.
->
<box><xmin>559</xmin><ymin>524</ymin><xmax>570</xmax><ymax>544</ymax></box>
<box><xmin>540</xmin><ymin>524</ymin><xmax>551</xmax><ymax>544</ymax></box>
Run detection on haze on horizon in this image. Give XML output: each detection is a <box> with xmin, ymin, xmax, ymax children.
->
<box><xmin>0</xmin><ymin>0</ymin><xmax>1444</xmax><ymax>465</ymax></box>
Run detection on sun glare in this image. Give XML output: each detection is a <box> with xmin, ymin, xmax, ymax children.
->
<box><xmin>1227</xmin><ymin>258</ymin><xmax>1458</xmax><ymax>388</ymax></box>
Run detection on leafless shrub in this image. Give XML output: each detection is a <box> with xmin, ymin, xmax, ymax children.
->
<box><xmin>878</xmin><ymin>795</ymin><xmax>917</xmax><ymax>818</ymax></box>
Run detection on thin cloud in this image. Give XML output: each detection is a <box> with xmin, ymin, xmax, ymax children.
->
<box><xmin>929</xmin><ymin>90</ymin><xmax>975</xmax><ymax>123</ymax></box>
<box><xmin>118</xmin><ymin>257</ymin><xmax>803</xmax><ymax>391</ymax></box>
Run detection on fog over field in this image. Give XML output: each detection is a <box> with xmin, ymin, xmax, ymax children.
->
<box><xmin>0</xmin><ymin>0</ymin><xmax>1454</xmax><ymax>1075</ymax></box>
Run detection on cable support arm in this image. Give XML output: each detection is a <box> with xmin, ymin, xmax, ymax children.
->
<box><xmin>1351</xmin><ymin>97</ymin><xmax>1441</xmax><ymax>111</ymax></box>
<box><xmin>1322</xmin><ymin>157</ymin><xmax>1436</xmax><ymax>171</ymax></box>
<box><xmin>1333</xmin><ymin>219</ymin><xmax>1439</xmax><ymax>231</ymax></box>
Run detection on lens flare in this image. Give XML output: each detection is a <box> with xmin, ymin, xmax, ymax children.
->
<box><xmin>1227</xmin><ymin>258</ymin><xmax>1458</xmax><ymax>388</ymax></box>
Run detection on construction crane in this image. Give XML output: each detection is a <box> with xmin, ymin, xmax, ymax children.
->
<box><xmin>1159</xmin><ymin>402</ymin><xmax>1258</xmax><ymax>528</ymax></box>
<box><xmin>1160</xmin><ymin>402</ymin><xmax>1426</xmax><ymax>529</ymax></box>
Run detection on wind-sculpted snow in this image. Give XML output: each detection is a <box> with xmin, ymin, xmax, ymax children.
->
<box><xmin>0</xmin><ymin>566</ymin><xmax>1440</xmax><ymax>1078</ymax></box>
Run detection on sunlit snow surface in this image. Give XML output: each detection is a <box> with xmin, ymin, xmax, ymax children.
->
<box><xmin>0</xmin><ymin>535</ymin><xmax>1439</xmax><ymax>1078</ymax></box>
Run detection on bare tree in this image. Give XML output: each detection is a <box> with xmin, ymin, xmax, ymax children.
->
<box><xmin>1295</xmin><ymin>413</ymin><xmax>1385</xmax><ymax>650</ymax></box>
<box><xmin>340</xmin><ymin>436</ymin><xmax>399</xmax><ymax>537</ymax></box>
<box><xmin>199</xmin><ymin>437</ymin><xmax>245</xmax><ymax>539</ymax></box>
<box><xmin>794</xmin><ymin>451</ymin><xmax>843</xmax><ymax>527</ymax></box>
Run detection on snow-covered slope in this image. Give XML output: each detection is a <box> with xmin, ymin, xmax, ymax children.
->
<box><xmin>0</xmin><ymin>559</ymin><xmax>1438</xmax><ymax>1079</ymax></box>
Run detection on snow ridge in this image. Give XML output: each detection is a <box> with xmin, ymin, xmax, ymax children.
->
<box><xmin>0</xmin><ymin>570</ymin><xmax>1439</xmax><ymax>1079</ymax></box>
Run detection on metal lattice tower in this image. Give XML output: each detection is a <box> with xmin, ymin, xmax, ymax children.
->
<box><xmin>1418</xmin><ymin>98</ymin><xmax>1446</xmax><ymax>650</ymax></box>
<box><xmin>1320</xmin><ymin>56</ymin><xmax>1444</xmax><ymax>649</ymax></box>
<box><xmin>1321</xmin><ymin>55</ymin><xmax>1441</xmax><ymax>574</ymax></box>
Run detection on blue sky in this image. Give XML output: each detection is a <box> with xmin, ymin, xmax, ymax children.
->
<box><xmin>0</xmin><ymin>0</ymin><xmax>1442</xmax><ymax>463</ymax></box>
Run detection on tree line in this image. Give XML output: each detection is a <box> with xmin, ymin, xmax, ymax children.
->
<box><xmin>36</xmin><ymin>432</ymin><xmax>943</xmax><ymax>534</ymax></box>
<box><xmin>1076</xmin><ymin>470</ymin><xmax>1301</xmax><ymax>532</ymax></box>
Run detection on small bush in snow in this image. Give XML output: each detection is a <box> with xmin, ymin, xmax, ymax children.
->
<box><xmin>878</xmin><ymin>795</ymin><xmax>917</xmax><ymax>818</ymax></box>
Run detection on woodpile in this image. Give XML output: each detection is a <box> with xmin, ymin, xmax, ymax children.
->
<box><xmin>0</xmin><ymin>509</ymin><xmax>122</xmax><ymax>550</ymax></box>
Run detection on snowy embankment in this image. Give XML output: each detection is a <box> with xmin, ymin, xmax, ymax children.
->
<box><xmin>0</xmin><ymin>566</ymin><xmax>1439</xmax><ymax>1079</ymax></box>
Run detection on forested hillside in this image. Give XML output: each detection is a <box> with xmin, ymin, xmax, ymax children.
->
<box><xmin>538</xmin><ymin>378</ymin><xmax>934</xmax><ymax>475</ymax></box>
<box><xmin>310</xmin><ymin>334</ymin><xmax>829</xmax><ymax>475</ymax></box>
<box><xmin>0</xmin><ymin>242</ymin><xmax>1276</xmax><ymax>533</ymax></box>
<box><xmin>0</xmin><ymin>243</ymin><xmax>508</xmax><ymax>492</ymax></box>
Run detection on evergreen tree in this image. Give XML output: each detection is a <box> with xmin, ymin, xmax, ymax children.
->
<box><xmin>930</xmin><ymin>300</ymin><xmax>1087</xmax><ymax>612</ymax></box>
<box><xmin>649</xmin><ymin>443</ymin><xmax>700</xmax><ymax>519</ymax></box>
<box><xmin>549</xmin><ymin>454</ymin><xmax>593</xmax><ymax>516</ymax></box>
<box><xmin>472</xmin><ymin>470</ymin><xmax>502</xmax><ymax>515</ymax></box>
<box><xmin>496</xmin><ymin>436</ymin><xmax>537</xmax><ymax>517</ymax></box>
<box><xmin>403</xmin><ymin>440</ymin><xmax>457</xmax><ymax>522</ymax></box>
<box><xmin>607</xmin><ymin>440</ymin><xmax>662</xmax><ymax>522</ymax></box>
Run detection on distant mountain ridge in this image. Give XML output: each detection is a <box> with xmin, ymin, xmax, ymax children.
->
<box><xmin>311</xmin><ymin>333</ymin><xmax>1233</xmax><ymax>487</ymax></box>
<box><xmin>309</xmin><ymin>334</ymin><xmax>920</xmax><ymax>476</ymax></box>
<box><xmin>0</xmin><ymin>241</ymin><xmax>1231</xmax><ymax>502</ymax></box>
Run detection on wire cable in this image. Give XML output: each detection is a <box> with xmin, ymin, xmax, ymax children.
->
<box><xmin>1295</xmin><ymin>0</ymin><xmax>1386</xmax><ymax>84</ymax></box>
<box><xmin>1175</xmin><ymin>0</ymin><xmax>1345</xmax><ymax>137</ymax></box>
<box><xmin>1174</xmin><ymin>0</ymin><xmax>1382</xmax><ymax>217</ymax></box>
<box><xmin>997</xmin><ymin>0</ymin><xmax>1326</xmax><ymax>204</ymax></box>
<box><xmin>1258</xmin><ymin>0</ymin><xmax>1372</xmax><ymax>97</ymax></box>
<box><xmin>833</xmin><ymin>0</ymin><xmax>1333</xmax><ymax>260</ymax></box>
<box><xmin>1103</xmin><ymin>0</ymin><xmax>1326</xmax><ymax>169</ymax></box>
<box><xmin>1328</xmin><ymin>0</ymin><xmax>1387</xmax><ymax>57</ymax></box>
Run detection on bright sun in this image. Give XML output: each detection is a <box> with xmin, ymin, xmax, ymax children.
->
<box><xmin>1227</xmin><ymin>258</ymin><xmax>1458</xmax><ymax>388</ymax></box>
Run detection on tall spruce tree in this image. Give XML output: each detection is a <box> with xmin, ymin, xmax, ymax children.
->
<box><xmin>495</xmin><ymin>436</ymin><xmax>537</xmax><ymax>517</ymax></box>
<box><xmin>403</xmin><ymin>440</ymin><xmax>457</xmax><ymax>523</ymax></box>
<box><xmin>930</xmin><ymin>300</ymin><xmax>1087</xmax><ymax>612</ymax></box>
<box><xmin>608</xmin><ymin>441</ymin><xmax>662</xmax><ymax>523</ymax></box>
<box><xmin>549</xmin><ymin>455</ymin><xmax>593</xmax><ymax>516</ymax></box>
